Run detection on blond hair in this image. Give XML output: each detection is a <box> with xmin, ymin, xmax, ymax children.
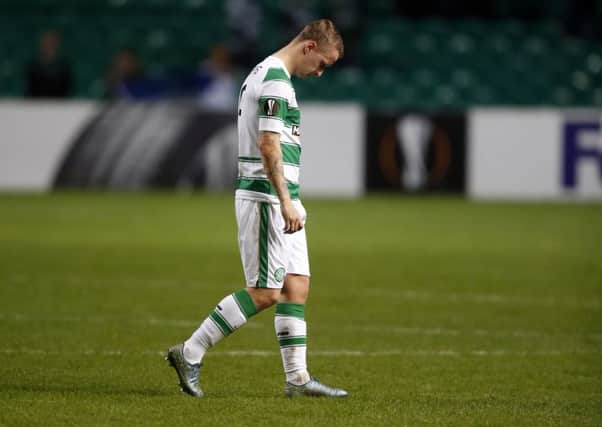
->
<box><xmin>296</xmin><ymin>19</ymin><xmax>344</xmax><ymax>58</ymax></box>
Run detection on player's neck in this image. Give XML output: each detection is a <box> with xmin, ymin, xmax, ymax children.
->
<box><xmin>273</xmin><ymin>43</ymin><xmax>297</xmax><ymax>77</ymax></box>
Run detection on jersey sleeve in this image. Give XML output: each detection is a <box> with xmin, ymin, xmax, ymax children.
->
<box><xmin>257</xmin><ymin>70</ymin><xmax>292</xmax><ymax>135</ymax></box>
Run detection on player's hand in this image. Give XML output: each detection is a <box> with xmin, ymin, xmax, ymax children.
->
<box><xmin>280</xmin><ymin>199</ymin><xmax>303</xmax><ymax>234</ymax></box>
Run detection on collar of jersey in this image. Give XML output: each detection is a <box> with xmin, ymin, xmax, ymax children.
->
<box><xmin>268</xmin><ymin>55</ymin><xmax>291</xmax><ymax>79</ymax></box>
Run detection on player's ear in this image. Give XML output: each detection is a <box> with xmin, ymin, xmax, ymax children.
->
<box><xmin>303</xmin><ymin>40</ymin><xmax>317</xmax><ymax>54</ymax></box>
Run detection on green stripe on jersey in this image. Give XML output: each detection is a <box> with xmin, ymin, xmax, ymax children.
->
<box><xmin>278</xmin><ymin>336</ymin><xmax>307</xmax><ymax>347</ymax></box>
<box><xmin>275</xmin><ymin>302</ymin><xmax>305</xmax><ymax>319</ymax></box>
<box><xmin>233</xmin><ymin>289</ymin><xmax>258</xmax><ymax>319</ymax></box>
<box><xmin>263</xmin><ymin>67</ymin><xmax>291</xmax><ymax>84</ymax></box>
<box><xmin>236</xmin><ymin>178</ymin><xmax>299</xmax><ymax>199</ymax></box>
<box><xmin>280</xmin><ymin>143</ymin><xmax>301</xmax><ymax>165</ymax></box>
<box><xmin>286</xmin><ymin>108</ymin><xmax>300</xmax><ymax>126</ymax></box>
<box><xmin>257</xmin><ymin>203</ymin><xmax>269</xmax><ymax>288</ymax></box>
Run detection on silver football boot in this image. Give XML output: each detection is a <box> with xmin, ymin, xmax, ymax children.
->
<box><xmin>166</xmin><ymin>343</ymin><xmax>203</xmax><ymax>397</ymax></box>
<box><xmin>285</xmin><ymin>377</ymin><xmax>348</xmax><ymax>398</ymax></box>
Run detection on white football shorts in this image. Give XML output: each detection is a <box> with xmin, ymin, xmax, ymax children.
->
<box><xmin>235</xmin><ymin>197</ymin><xmax>310</xmax><ymax>289</ymax></box>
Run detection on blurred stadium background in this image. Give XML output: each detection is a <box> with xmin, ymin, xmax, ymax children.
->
<box><xmin>1</xmin><ymin>1</ymin><xmax>601</xmax><ymax>425</ymax></box>
<box><xmin>1</xmin><ymin>0</ymin><xmax>601</xmax><ymax>106</ymax></box>
<box><xmin>0</xmin><ymin>0</ymin><xmax>601</xmax><ymax>197</ymax></box>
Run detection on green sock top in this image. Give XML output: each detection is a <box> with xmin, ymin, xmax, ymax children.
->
<box><xmin>275</xmin><ymin>302</ymin><xmax>305</xmax><ymax>319</ymax></box>
<box><xmin>233</xmin><ymin>289</ymin><xmax>258</xmax><ymax>319</ymax></box>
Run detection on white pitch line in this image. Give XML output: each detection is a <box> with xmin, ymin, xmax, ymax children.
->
<box><xmin>1</xmin><ymin>348</ymin><xmax>600</xmax><ymax>357</ymax></box>
<box><xmin>0</xmin><ymin>313</ymin><xmax>263</xmax><ymax>329</ymax></box>
<box><xmin>1</xmin><ymin>313</ymin><xmax>600</xmax><ymax>340</ymax></box>
<box><xmin>5</xmin><ymin>274</ymin><xmax>237</xmax><ymax>291</ymax></box>
<box><xmin>7</xmin><ymin>274</ymin><xmax>600</xmax><ymax>310</ymax></box>
<box><xmin>364</xmin><ymin>288</ymin><xmax>601</xmax><ymax>310</ymax></box>
<box><xmin>349</xmin><ymin>325</ymin><xmax>602</xmax><ymax>341</ymax></box>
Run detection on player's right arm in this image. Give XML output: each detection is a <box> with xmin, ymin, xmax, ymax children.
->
<box><xmin>258</xmin><ymin>130</ymin><xmax>303</xmax><ymax>234</ymax></box>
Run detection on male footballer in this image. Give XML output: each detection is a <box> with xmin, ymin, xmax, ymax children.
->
<box><xmin>167</xmin><ymin>19</ymin><xmax>347</xmax><ymax>398</ymax></box>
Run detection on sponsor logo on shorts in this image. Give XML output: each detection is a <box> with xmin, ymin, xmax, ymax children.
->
<box><xmin>274</xmin><ymin>267</ymin><xmax>285</xmax><ymax>283</ymax></box>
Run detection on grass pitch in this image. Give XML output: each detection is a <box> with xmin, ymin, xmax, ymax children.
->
<box><xmin>0</xmin><ymin>193</ymin><xmax>600</xmax><ymax>426</ymax></box>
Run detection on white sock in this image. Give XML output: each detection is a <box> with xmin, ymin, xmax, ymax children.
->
<box><xmin>183</xmin><ymin>289</ymin><xmax>257</xmax><ymax>364</ymax></box>
<box><xmin>275</xmin><ymin>303</ymin><xmax>310</xmax><ymax>385</ymax></box>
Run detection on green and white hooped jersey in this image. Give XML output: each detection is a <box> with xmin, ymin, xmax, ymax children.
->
<box><xmin>236</xmin><ymin>56</ymin><xmax>301</xmax><ymax>203</ymax></box>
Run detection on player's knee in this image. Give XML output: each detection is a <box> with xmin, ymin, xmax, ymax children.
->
<box><xmin>255</xmin><ymin>294</ymin><xmax>279</xmax><ymax>310</ymax></box>
<box><xmin>247</xmin><ymin>288</ymin><xmax>280</xmax><ymax>311</ymax></box>
<box><xmin>280</xmin><ymin>274</ymin><xmax>310</xmax><ymax>303</ymax></box>
<box><xmin>264</xmin><ymin>293</ymin><xmax>280</xmax><ymax>307</ymax></box>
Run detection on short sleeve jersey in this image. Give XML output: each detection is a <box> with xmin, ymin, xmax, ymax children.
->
<box><xmin>235</xmin><ymin>56</ymin><xmax>301</xmax><ymax>203</ymax></box>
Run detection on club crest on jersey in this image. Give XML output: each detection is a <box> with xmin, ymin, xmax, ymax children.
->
<box><xmin>263</xmin><ymin>98</ymin><xmax>280</xmax><ymax>117</ymax></box>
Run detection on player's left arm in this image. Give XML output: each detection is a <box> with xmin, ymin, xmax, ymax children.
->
<box><xmin>258</xmin><ymin>130</ymin><xmax>303</xmax><ymax>234</ymax></box>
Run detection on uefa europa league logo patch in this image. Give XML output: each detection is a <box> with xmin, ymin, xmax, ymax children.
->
<box><xmin>263</xmin><ymin>98</ymin><xmax>280</xmax><ymax>116</ymax></box>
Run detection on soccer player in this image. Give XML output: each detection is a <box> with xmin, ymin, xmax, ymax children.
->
<box><xmin>167</xmin><ymin>19</ymin><xmax>347</xmax><ymax>398</ymax></box>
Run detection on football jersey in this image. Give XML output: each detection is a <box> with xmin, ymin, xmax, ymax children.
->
<box><xmin>235</xmin><ymin>56</ymin><xmax>301</xmax><ymax>203</ymax></box>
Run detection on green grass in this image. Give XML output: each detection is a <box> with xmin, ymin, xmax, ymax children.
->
<box><xmin>0</xmin><ymin>193</ymin><xmax>600</xmax><ymax>426</ymax></box>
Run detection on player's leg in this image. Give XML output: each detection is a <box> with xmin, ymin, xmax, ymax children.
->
<box><xmin>275</xmin><ymin>201</ymin><xmax>347</xmax><ymax>397</ymax></box>
<box><xmin>279</xmin><ymin>273</ymin><xmax>310</xmax><ymax>303</ymax></box>
<box><xmin>274</xmin><ymin>200</ymin><xmax>311</xmax><ymax>385</ymax></box>
<box><xmin>167</xmin><ymin>287</ymin><xmax>263</xmax><ymax>397</ymax></box>
<box><xmin>180</xmin><ymin>198</ymin><xmax>287</xmax><ymax>362</ymax></box>
<box><xmin>245</xmin><ymin>287</ymin><xmax>281</xmax><ymax>309</ymax></box>
<box><xmin>181</xmin><ymin>288</ymin><xmax>266</xmax><ymax>365</ymax></box>
<box><xmin>182</xmin><ymin>199</ymin><xmax>287</xmax><ymax>365</ymax></box>
<box><xmin>167</xmin><ymin>199</ymin><xmax>287</xmax><ymax>397</ymax></box>
<box><xmin>171</xmin><ymin>287</ymin><xmax>279</xmax><ymax>398</ymax></box>
<box><xmin>276</xmin><ymin>273</ymin><xmax>310</xmax><ymax>385</ymax></box>
<box><xmin>179</xmin><ymin>285</ymin><xmax>281</xmax><ymax>366</ymax></box>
